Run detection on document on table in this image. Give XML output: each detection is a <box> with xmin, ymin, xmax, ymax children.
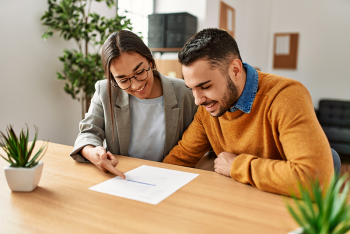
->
<box><xmin>89</xmin><ymin>165</ymin><xmax>199</xmax><ymax>205</ymax></box>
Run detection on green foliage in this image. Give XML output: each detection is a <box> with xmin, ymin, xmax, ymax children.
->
<box><xmin>41</xmin><ymin>0</ymin><xmax>133</xmax><ymax>48</ymax></box>
<box><xmin>58</xmin><ymin>49</ymin><xmax>104</xmax><ymax>100</ymax></box>
<box><xmin>41</xmin><ymin>0</ymin><xmax>135</xmax><ymax>118</ymax></box>
<box><xmin>286</xmin><ymin>174</ymin><xmax>350</xmax><ymax>234</ymax></box>
<box><xmin>0</xmin><ymin>125</ymin><xmax>48</xmax><ymax>168</ymax></box>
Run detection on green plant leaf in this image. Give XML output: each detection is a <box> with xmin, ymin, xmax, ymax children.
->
<box><xmin>27</xmin><ymin>141</ymin><xmax>48</xmax><ymax>167</ymax></box>
<box><xmin>300</xmin><ymin>187</ymin><xmax>317</xmax><ymax>229</ymax></box>
<box><xmin>0</xmin><ymin>125</ymin><xmax>48</xmax><ymax>167</ymax></box>
<box><xmin>293</xmin><ymin>198</ymin><xmax>317</xmax><ymax>234</ymax></box>
<box><xmin>286</xmin><ymin>203</ymin><xmax>306</xmax><ymax>228</ymax></box>
<box><xmin>24</xmin><ymin>125</ymin><xmax>29</xmax><ymax>159</ymax></box>
<box><xmin>332</xmin><ymin>219</ymin><xmax>350</xmax><ymax>234</ymax></box>
<box><xmin>2</xmin><ymin>126</ymin><xmax>21</xmax><ymax>165</ymax></box>
<box><xmin>1</xmin><ymin>146</ymin><xmax>18</xmax><ymax>166</ymax></box>
<box><xmin>287</xmin><ymin>174</ymin><xmax>350</xmax><ymax>234</ymax></box>
<box><xmin>0</xmin><ymin>153</ymin><xmax>11</xmax><ymax>164</ymax></box>
<box><xmin>40</xmin><ymin>0</ymin><xmax>136</xmax><ymax>118</ymax></box>
<box><xmin>27</xmin><ymin>126</ymin><xmax>38</xmax><ymax>162</ymax></box>
<box><xmin>329</xmin><ymin>176</ymin><xmax>349</xmax><ymax>230</ymax></box>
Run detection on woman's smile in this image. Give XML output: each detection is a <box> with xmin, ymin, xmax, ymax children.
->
<box><xmin>131</xmin><ymin>82</ymin><xmax>147</xmax><ymax>93</ymax></box>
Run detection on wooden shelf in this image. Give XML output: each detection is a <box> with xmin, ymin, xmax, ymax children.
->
<box><xmin>150</xmin><ymin>48</ymin><xmax>183</xmax><ymax>78</ymax></box>
<box><xmin>150</xmin><ymin>48</ymin><xmax>182</xmax><ymax>52</ymax></box>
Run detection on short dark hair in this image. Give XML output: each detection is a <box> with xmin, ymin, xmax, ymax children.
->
<box><xmin>178</xmin><ymin>28</ymin><xmax>242</xmax><ymax>72</ymax></box>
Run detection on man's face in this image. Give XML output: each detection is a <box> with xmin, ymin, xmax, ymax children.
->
<box><xmin>183</xmin><ymin>59</ymin><xmax>240</xmax><ymax>117</ymax></box>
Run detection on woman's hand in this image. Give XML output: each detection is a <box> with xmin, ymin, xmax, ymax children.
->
<box><xmin>81</xmin><ymin>145</ymin><xmax>125</xmax><ymax>179</ymax></box>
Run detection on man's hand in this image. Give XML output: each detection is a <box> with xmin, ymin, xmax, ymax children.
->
<box><xmin>81</xmin><ymin>145</ymin><xmax>125</xmax><ymax>179</ymax></box>
<box><xmin>214</xmin><ymin>152</ymin><xmax>238</xmax><ymax>177</ymax></box>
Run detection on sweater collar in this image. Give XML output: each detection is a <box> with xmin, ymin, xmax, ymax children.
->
<box><xmin>228</xmin><ymin>62</ymin><xmax>258</xmax><ymax>114</ymax></box>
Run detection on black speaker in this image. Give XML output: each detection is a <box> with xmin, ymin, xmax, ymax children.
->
<box><xmin>148</xmin><ymin>12</ymin><xmax>197</xmax><ymax>48</ymax></box>
<box><xmin>167</xmin><ymin>12</ymin><xmax>197</xmax><ymax>35</ymax></box>
<box><xmin>166</xmin><ymin>30</ymin><xmax>194</xmax><ymax>48</ymax></box>
<box><xmin>148</xmin><ymin>30</ymin><xmax>166</xmax><ymax>48</ymax></box>
<box><xmin>148</xmin><ymin>14</ymin><xmax>167</xmax><ymax>31</ymax></box>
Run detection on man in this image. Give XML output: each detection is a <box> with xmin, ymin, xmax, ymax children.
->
<box><xmin>163</xmin><ymin>28</ymin><xmax>334</xmax><ymax>196</ymax></box>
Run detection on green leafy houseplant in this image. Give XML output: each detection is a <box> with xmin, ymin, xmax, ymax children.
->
<box><xmin>41</xmin><ymin>0</ymin><xmax>134</xmax><ymax>119</ymax></box>
<box><xmin>0</xmin><ymin>125</ymin><xmax>48</xmax><ymax>168</ymax></box>
<box><xmin>286</xmin><ymin>174</ymin><xmax>350</xmax><ymax>234</ymax></box>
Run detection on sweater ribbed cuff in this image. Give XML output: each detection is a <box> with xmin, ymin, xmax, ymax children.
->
<box><xmin>230</xmin><ymin>154</ymin><xmax>259</xmax><ymax>186</ymax></box>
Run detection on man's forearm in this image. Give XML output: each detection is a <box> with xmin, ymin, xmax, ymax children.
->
<box><xmin>230</xmin><ymin>153</ymin><xmax>334</xmax><ymax>196</ymax></box>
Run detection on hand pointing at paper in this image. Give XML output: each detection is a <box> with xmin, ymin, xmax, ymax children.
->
<box><xmin>81</xmin><ymin>145</ymin><xmax>125</xmax><ymax>179</ymax></box>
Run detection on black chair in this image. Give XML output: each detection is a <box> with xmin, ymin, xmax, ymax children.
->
<box><xmin>332</xmin><ymin>148</ymin><xmax>341</xmax><ymax>175</ymax></box>
<box><xmin>316</xmin><ymin>99</ymin><xmax>350</xmax><ymax>156</ymax></box>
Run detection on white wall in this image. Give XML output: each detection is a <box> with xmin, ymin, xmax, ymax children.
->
<box><xmin>205</xmin><ymin>0</ymin><xmax>273</xmax><ymax>72</ymax></box>
<box><xmin>157</xmin><ymin>0</ymin><xmax>350</xmax><ymax>108</ymax></box>
<box><xmin>1</xmin><ymin>0</ymin><xmax>349</xmax><ymax>146</ymax></box>
<box><xmin>266</xmin><ymin>0</ymin><xmax>350</xmax><ymax>107</ymax></box>
<box><xmin>156</xmin><ymin>0</ymin><xmax>273</xmax><ymax>72</ymax></box>
<box><xmin>0</xmin><ymin>1</ymin><xmax>115</xmax><ymax>146</ymax></box>
<box><xmin>155</xmin><ymin>0</ymin><xmax>273</xmax><ymax>73</ymax></box>
<box><xmin>118</xmin><ymin>0</ymin><xmax>154</xmax><ymax>45</ymax></box>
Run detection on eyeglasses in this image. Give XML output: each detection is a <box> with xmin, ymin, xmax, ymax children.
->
<box><xmin>112</xmin><ymin>63</ymin><xmax>151</xmax><ymax>90</ymax></box>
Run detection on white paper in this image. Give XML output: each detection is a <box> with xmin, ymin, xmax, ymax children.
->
<box><xmin>89</xmin><ymin>165</ymin><xmax>199</xmax><ymax>205</ymax></box>
<box><xmin>275</xmin><ymin>35</ymin><xmax>290</xmax><ymax>55</ymax></box>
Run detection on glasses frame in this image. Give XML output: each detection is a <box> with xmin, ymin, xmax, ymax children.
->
<box><xmin>112</xmin><ymin>63</ymin><xmax>151</xmax><ymax>90</ymax></box>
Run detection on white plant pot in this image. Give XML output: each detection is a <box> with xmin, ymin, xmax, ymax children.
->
<box><xmin>288</xmin><ymin>227</ymin><xmax>304</xmax><ymax>234</ymax></box>
<box><xmin>4</xmin><ymin>161</ymin><xmax>44</xmax><ymax>192</ymax></box>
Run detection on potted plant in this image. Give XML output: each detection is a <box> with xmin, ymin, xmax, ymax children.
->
<box><xmin>40</xmin><ymin>0</ymin><xmax>136</xmax><ymax>119</ymax></box>
<box><xmin>286</xmin><ymin>174</ymin><xmax>350</xmax><ymax>234</ymax></box>
<box><xmin>0</xmin><ymin>125</ymin><xmax>48</xmax><ymax>192</ymax></box>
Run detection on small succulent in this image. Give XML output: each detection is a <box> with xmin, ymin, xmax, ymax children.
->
<box><xmin>286</xmin><ymin>174</ymin><xmax>350</xmax><ymax>234</ymax></box>
<box><xmin>0</xmin><ymin>125</ymin><xmax>48</xmax><ymax>168</ymax></box>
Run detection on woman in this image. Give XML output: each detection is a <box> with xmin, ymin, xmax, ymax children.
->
<box><xmin>70</xmin><ymin>30</ymin><xmax>198</xmax><ymax>178</ymax></box>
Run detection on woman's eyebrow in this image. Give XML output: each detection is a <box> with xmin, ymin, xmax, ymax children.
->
<box><xmin>115</xmin><ymin>62</ymin><xmax>144</xmax><ymax>78</ymax></box>
<box><xmin>132</xmin><ymin>62</ymin><xmax>143</xmax><ymax>72</ymax></box>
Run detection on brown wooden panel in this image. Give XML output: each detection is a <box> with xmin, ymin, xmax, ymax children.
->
<box><xmin>273</xmin><ymin>33</ymin><xmax>299</xmax><ymax>69</ymax></box>
<box><xmin>155</xmin><ymin>59</ymin><xmax>183</xmax><ymax>79</ymax></box>
<box><xmin>220</xmin><ymin>1</ymin><xmax>235</xmax><ymax>38</ymax></box>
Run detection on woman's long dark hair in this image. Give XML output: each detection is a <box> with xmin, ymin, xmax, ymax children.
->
<box><xmin>101</xmin><ymin>30</ymin><xmax>157</xmax><ymax>140</ymax></box>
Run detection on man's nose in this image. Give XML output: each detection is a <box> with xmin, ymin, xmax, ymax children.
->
<box><xmin>193</xmin><ymin>90</ymin><xmax>205</xmax><ymax>106</ymax></box>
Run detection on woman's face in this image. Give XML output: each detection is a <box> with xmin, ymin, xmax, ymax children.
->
<box><xmin>109</xmin><ymin>52</ymin><xmax>162</xmax><ymax>99</ymax></box>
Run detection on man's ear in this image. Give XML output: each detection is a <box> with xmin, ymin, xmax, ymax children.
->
<box><xmin>230</xmin><ymin>59</ymin><xmax>243</xmax><ymax>79</ymax></box>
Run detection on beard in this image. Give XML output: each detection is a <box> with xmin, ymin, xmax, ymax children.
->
<box><xmin>210</xmin><ymin>75</ymin><xmax>239</xmax><ymax>117</ymax></box>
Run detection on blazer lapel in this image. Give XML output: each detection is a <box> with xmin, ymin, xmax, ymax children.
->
<box><xmin>160</xmin><ymin>74</ymin><xmax>180</xmax><ymax>156</ymax></box>
<box><xmin>114</xmin><ymin>88</ymin><xmax>131</xmax><ymax>156</ymax></box>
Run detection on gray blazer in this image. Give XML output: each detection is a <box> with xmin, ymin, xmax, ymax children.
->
<box><xmin>70</xmin><ymin>72</ymin><xmax>198</xmax><ymax>162</ymax></box>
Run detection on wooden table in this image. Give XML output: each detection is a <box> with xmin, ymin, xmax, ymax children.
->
<box><xmin>0</xmin><ymin>142</ymin><xmax>298</xmax><ymax>234</ymax></box>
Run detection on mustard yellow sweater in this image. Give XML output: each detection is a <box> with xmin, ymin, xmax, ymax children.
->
<box><xmin>163</xmin><ymin>71</ymin><xmax>333</xmax><ymax>196</ymax></box>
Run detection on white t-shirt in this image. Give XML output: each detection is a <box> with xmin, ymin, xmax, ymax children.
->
<box><xmin>128</xmin><ymin>95</ymin><xmax>165</xmax><ymax>161</ymax></box>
